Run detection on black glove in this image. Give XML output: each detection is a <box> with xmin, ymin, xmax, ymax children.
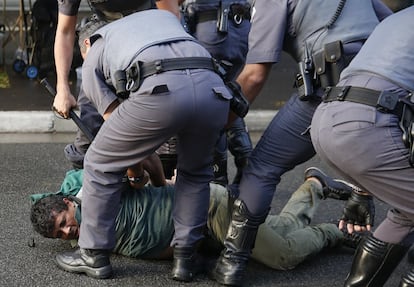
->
<box><xmin>341</xmin><ymin>191</ymin><xmax>375</xmax><ymax>227</ymax></box>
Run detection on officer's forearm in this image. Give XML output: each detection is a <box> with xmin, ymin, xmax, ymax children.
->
<box><xmin>142</xmin><ymin>153</ymin><xmax>167</xmax><ymax>187</ymax></box>
<box><xmin>55</xmin><ymin>13</ymin><xmax>77</xmax><ymax>91</ymax></box>
<box><xmin>236</xmin><ymin>63</ymin><xmax>272</xmax><ymax>105</ymax></box>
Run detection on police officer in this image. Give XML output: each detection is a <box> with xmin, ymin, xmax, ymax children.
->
<box><xmin>151</xmin><ymin>0</ymin><xmax>254</xmax><ymax>185</ymax></box>
<box><xmin>53</xmin><ymin>0</ymin><xmax>182</xmax><ymax>169</ymax></box>
<box><xmin>310</xmin><ymin>6</ymin><xmax>414</xmax><ymax>286</ymax></box>
<box><xmin>54</xmin><ymin>11</ymin><xmax>231</xmax><ymax>282</ymax></box>
<box><xmin>212</xmin><ymin>0</ymin><xmax>393</xmax><ymax>286</ymax></box>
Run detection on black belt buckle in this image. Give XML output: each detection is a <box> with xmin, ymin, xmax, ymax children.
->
<box><xmin>376</xmin><ymin>90</ymin><xmax>398</xmax><ymax>113</ymax></box>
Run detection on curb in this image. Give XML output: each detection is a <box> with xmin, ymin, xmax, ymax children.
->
<box><xmin>0</xmin><ymin>110</ymin><xmax>277</xmax><ymax>133</ymax></box>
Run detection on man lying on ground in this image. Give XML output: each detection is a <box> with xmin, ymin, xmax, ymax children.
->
<box><xmin>30</xmin><ymin>167</ymin><xmax>363</xmax><ymax>273</ymax></box>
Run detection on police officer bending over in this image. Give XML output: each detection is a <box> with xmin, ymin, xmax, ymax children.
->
<box><xmin>54</xmin><ymin>10</ymin><xmax>231</xmax><ymax>282</ymax></box>
<box><xmin>311</xmin><ymin>6</ymin><xmax>414</xmax><ymax>286</ymax></box>
<box><xmin>53</xmin><ymin>0</ymin><xmax>182</xmax><ymax>170</ymax></box>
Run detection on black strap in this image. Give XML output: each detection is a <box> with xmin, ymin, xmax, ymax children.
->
<box><xmin>323</xmin><ymin>86</ymin><xmax>404</xmax><ymax>118</ymax></box>
<box><xmin>196</xmin><ymin>5</ymin><xmax>250</xmax><ymax>23</ymax></box>
<box><xmin>139</xmin><ymin>57</ymin><xmax>217</xmax><ymax>79</ymax></box>
<box><xmin>198</xmin><ymin>10</ymin><xmax>217</xmax><ymax>22</ymax></box>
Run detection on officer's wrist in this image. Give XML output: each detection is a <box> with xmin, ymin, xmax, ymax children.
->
<box><xmin>128</xmin><ymin>174</ymin><xmax>145</xmax><ymax>183</ymax></box>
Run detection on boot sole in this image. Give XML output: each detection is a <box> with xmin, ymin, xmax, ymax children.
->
<box><xmin>56</xmin><ymin>257</ymin><xmax>113</xmax><ymax>279</ymax></box>
<box><xmin>213</xmin><ymin>270</ymin><xmax>242</xmax><ymax>286</ymax></box>
<box><xmin>171</xmin><ymin>266</ymin><xmax>193</xmax><ymax>282</ymax></box>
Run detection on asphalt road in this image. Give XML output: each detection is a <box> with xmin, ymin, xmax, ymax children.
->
<box><xmin>0</xmin><ymin>133</ymin><xmax>411</xmax><ymax>287</ymax></box>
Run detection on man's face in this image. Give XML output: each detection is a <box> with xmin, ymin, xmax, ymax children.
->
<box><xmin>51</xmin><ymin>198</ymin><xmax>80</xmax><ymax>240</ymax></box>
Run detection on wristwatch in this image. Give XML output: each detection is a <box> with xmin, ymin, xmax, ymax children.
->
<box><xmin>128</xmin><ymin>174</ymin><xmax>145</xmax><ymax>184</ymax></box>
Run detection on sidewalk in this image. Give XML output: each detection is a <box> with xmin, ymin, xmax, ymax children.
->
<box><xmin>0</xmin><ymin>64</ymin><xmax>278</xmax><ymax>133</ymax></box>
<box><xmin>0</xmin><ymin>28</ymin><xmax>297</xmax><ymax>133</ymax></box>
<box><xmin>0</xmin><ymin>109</ymin><xmax>277</xmax><ymax>133</ymax></box>
<box><xmin>0</xmin><ymin>51</ymin><xmax>293</xmax><ymax>134</ymax></box>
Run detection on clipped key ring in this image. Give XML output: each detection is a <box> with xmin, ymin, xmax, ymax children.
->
<box><xmin>233</xmin><ymin>14</ymin><xmax>243</xmax><ymax>25</ymax></box>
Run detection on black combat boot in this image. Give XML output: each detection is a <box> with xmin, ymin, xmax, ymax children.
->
<box><xmin>171</xmin><ymin>246</ymin><xmax>205</xmax><ymax>282</ymax></box>
<box><xmin>344</xmin><ymin>234</ymin><xmax>409</xmax><ymax>287</ymax></box>
<box><xmin>55</xmin><ymin>248</ymin><xmax>112</xmax><ymax>279</ymax></box>
<box><xmin>400</xmin><ymin>268</ymin><xmax>414</xmax><ymax>287</ymax></box>
<box><xmin>213</xmin><ymin>199</ymin><xmax>267</xmax><ymax>286</ymax></box>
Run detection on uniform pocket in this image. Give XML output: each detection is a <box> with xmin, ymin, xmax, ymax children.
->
<box><xmin>331</xmin><ymin>104</ymin><xmax>375</xmax><ymax>132</ymax></box>
<box><xmin>213</xmin><ymin>86</ymin><xmax>232</xmax><ymax>100</ymax></box>
<box><xmin>151</xmin><ymin>84</ymin><xmax>170</xmax><ymax>95</ymax></box>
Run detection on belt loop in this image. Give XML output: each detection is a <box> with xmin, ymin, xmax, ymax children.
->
<box><xmin>337</xmin><ymin>85</ymin><xmax>350</xmax><ymax>101</ymax></box>
<box><xmin>322</xmin><ymin>86</ymin><xmax>332</xmax><ymax>102</ymax></box>
<box><xmin>154</xmin><ymin>60</ymin><xmax>163</xmax><ymax>73</ymax></box>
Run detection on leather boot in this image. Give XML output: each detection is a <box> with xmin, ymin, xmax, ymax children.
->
<box><xmin>171</xmin><ymin>246</ymin><xmax>205</xmax><ymax>282</ymax></box>
<box><xmin>55</xmin><ymin>248</ymin><xmax>112</xmax><ymax>279</ymax></box>
<box><xmin>213</xmin><ymin>199</ymin><xmax>268</xmax><ymax>286</ymax></box>
<box><xmin>344</xmin><ymin>234</ymin><xmax>408</xmax><ymax>287</ymax></box>
<box><xmin>400</xmin><ymin>268</ymin><xmax>414</xmax><ymax>287</ymax></box>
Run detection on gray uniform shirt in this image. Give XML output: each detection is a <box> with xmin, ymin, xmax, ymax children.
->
<box><xmin>340</xmin><ymin>6</ymin><xmax>414</xmax><ymax>92</ymax></box>
<box><xmin>82</xmin><ymin>11</ymin><xmax>211</xmax><ymax>115</ymax></box>
<box><xmin>246</xmin><ymin>0</ymin><xmax>392</xmax><ymax>64</ymax></box>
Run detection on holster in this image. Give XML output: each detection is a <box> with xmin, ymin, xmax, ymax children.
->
<box><xmin>88</xmin><ymin>0</ymin><xmax>156</xmax><ymax>21</ymax></box>
<box><xmin>227</xmin><ymin>81</ymin><xmax>249</xmax><ymax>118</ymax></box>
<box><xmin>399</xmin><ymin>94</ymin><xmax>414</xmax><ymax>167</ymax></box>
<box><xmin>182</xmin><ymin>0</ymin><xmax>250</xmax><ymax>34</ymax></box>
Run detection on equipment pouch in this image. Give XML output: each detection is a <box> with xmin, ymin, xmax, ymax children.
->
<box><xmin>296</xmin><ymin>62</ymin><xmax>314</xmax><ymax>101</ymax></box>
<box><xmin>227</xmin><ymin>81</ymin><xmax>249</xmax><ymax>118</ymax></box>
<box><xmin>314</xmin><ymin>40</ymin><xmax>345</xmax><ymax>88</ymax></box>
<box><xmin>181</xmin><ymin>4</ymin><xmax>197</xmax><ymax>34</ymax></box>
<box><xmin>217</xmin><ymin>1</ymin><xmax>231</xmax><ymax>33</ymax></box>
<box><xmin>296</xmin><ymin>43</ymin><xmax>314</xmax><ymax>101</ymax></box>
<box><xmin>113</xmin><ymin>70</ymin><xmax>130</xmax><ymax>99</ymax></box>
<box><xmin>125</xmin><ymin>62</ymin><xmax>142</xmax><ymax>93</ymax></box>
<box><xmin>398</xmin><ymin>94</ymin><xmax>414</xmax><ymax>166</ymax></box>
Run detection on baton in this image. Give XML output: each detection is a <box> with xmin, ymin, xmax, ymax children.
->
<box><xmin>40</xmin><ymin>78</ymin><xmax>95</xmax><ymax>142</ymax></box>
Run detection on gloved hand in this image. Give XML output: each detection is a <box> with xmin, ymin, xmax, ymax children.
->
<box><xmin>339</xmin><ymin>191</ymin><xmax>375</xmax><ymax>234</ymax></box>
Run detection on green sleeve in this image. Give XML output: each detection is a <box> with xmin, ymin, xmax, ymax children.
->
<box><xmin>29</xmin><ymin>169</ymin><xmax>84</xmax><ymax>204</ymax></box>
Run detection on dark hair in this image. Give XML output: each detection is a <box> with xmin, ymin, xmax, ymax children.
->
<box><xmin>76</xmin><ymin>16</ymin><xmax>107</xmax><ymax>53</ymax></box>
<box><xmin>30</xmin><ymin>195</ymin><xmax>68</xmax><ymax>238</ymax></box>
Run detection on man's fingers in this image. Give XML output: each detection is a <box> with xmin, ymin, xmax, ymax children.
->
<box><xmin>353</xmin><ymin>225</ymin><xmax>365</xmax><ymax>232</ymax></box>
<box><xmin>339</xmin><ymin>220</ymin><xmax>345</xmax><ymax>230</ymax></box>
<box><xmin>52</xmin><ymin>106</ymin><xmax>67</xmax><ymax>119</ymax></box>
<box><xmin>346</xmin><ymin>223</ymin><xmax>354</xmax><ymax>234</ymax></box>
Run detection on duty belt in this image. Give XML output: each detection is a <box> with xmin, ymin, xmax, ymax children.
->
<box><xmin>323</xmin><ymin>86</ymin><xmax>404</xmax><ymax>118</ymax></box>
<box><xmin>197</xmin><ymin>5</ymin><xmax>251</xmax><ymax>23</ymax></box>
<box><xmin>124</xmin><ymin>57</ymin><xmax>227</xmax><ymax>95</ymax></box>
<box><xmin>138</xmin><ymin>57</ymin><xmax>217</xmax><ymax>78</ymax></box>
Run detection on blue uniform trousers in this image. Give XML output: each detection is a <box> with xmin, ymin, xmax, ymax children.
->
<box><xmin>238</xmin><ymin>93</ymin><xmax>320</xmax><ymax>215</ymax></box>
<box><xmin>78</xmin><ymin>69</ymin><xmax>230</xmax><ymax>249</ymax></box>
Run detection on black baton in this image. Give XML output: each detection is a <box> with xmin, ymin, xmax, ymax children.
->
<box><xmin>40</xmin><ymin>78</ymin><xmax>95</xmax><ymax>142</ymax></box>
